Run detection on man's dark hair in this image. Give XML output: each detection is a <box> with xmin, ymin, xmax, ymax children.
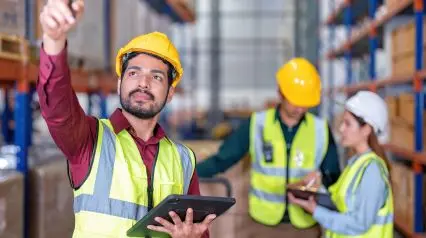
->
<box><xmin>121</xmin><ymin>52</ymin><xmax>176</xmax><ymax>87</ymax></box>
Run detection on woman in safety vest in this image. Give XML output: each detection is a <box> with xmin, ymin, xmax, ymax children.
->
<box><xmin>288</xmin><ymin>91</ymin><xmax>393</xmax><ymax>238</ymax></box>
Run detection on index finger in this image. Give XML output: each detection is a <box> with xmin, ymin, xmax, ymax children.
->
<box><xmin>55</xmin><ymin>0</ymin><xmax>75</xmax><ymax>22</ymax></box>
<box><xmin>185</xmin><ymin>208</ymin><xmax>194</xmax><ymax>224</ymax></box>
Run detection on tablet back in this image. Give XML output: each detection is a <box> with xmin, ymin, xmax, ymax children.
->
<box><xmin>127</xmin><ymin>195</ymin><xmax>236</xmax><ymax>237</ymax></box>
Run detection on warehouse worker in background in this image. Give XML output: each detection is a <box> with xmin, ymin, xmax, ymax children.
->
<box><xmin>289</xmin><ymin>91</ymin><xmax>393</xmax><ymax>237</ymax></box>
<box><xmin>197</xmin><ymin>58</ymin><xmax>341</xmax><ymax>237</ymax></box>
<box><xmin>38</xmin><ymin>1</ymin><xmax>215</xmax><ymax>237</ymax></box>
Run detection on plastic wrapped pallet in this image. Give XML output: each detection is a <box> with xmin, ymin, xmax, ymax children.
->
<box><xmin>28</xmin><ymin>156</ymin><xmax>74</xmax><ymax>238</ymax></box>
<box><xmin>66</xmin><ymin>0</ymin><xmax>106</xmax><ymax>70</ymax></box>
<box><xmin>0</xmin><ymin>170</ymin><xmax>24</xmax><ymax>238</ymax></box>
<box><xmin>0</xmin><ymin>0</ymin><xmax>26</xmax><ymax>36</ymax></box>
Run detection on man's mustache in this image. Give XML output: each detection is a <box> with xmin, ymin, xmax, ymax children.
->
<box><xmin>129</xmin><ymin>89</ymin><xmax>154</xmax><ymax>100</ymax></box>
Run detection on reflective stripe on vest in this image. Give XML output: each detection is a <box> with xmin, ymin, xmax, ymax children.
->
<box><xmin>326</xmin><ymin>152</ymin><xmax>393</xmax><ymax>238</ymax></box>
<box><xmin>248</xmin><ymin>108</ymin><xmax>328</xmax><ymax>227</ymax></box>
<box><xmin>72</xmin><ymin>119</ymin><xmax>195</xmax><ymax>237</ymax></box>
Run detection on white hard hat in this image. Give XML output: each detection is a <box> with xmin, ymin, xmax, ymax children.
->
<box><xmin>344</xmin><ymin>91</ymin><xmax>389</xmax><ymax>144</ymax></box>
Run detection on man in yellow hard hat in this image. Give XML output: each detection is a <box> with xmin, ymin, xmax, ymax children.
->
<box><xmin>197</xmin><ymin>58</ymin><xmax>341</xmax><ymax>237</ymax></box>
<box><xmin>37</xmin><ymin>1</ymin><xmax>214</xmax><ymax>237</ymax></box>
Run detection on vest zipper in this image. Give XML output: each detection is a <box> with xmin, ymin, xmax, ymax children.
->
<box><xmin>147</xmin><ymin>147</ymin><xmax>159</xmax><ymax>212</ymax></box>
<box><xmin>284</xmin><ymin>143</ymin><xmax>291</xmax><ymax>221</ymax></box>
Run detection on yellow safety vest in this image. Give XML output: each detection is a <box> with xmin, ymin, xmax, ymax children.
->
<box><xmin>248</xmin><ymin>108</ymin><xmax>329</xmax><ymax>228</ymax></box>
<box><xmin>71</xmin><ymin>119</ymin><xmax>196</xmax><ymax>238</ymax></box>
<box><xmin>326</xmin><ymin>152</ymin><xmax>393</xmax><ymax>238</ymax></box>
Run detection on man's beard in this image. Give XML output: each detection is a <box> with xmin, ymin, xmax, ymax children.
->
<box><xmin>120</xmin><ymin>88</ymin><xmax>167</xmax><ymax>119</ymax></box>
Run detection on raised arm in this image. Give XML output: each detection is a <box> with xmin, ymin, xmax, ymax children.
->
<box><xmin>37</xmin><ymin>0</ymin><xmax>97</xmax><ymax>174</ymax></box>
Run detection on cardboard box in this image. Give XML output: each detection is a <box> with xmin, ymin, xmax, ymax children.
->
<box><xmin>398</xmin><ymin>93</ymin><xmax>414</xmax><ymax>125</ymax></box>
<box><xmin>389</xmin><ymin>118</ymin><xmax>426</xmax><ymax>150</ymax></box>
<box><xmin>0</xmin><ymin>170</ymin><xmax>24</xmax><ymax>238</ymax></box>
<box><xmin>385</xmin><ymin>96</ymin><xmax>398</xmax><ymax>120</ymax></box>
<box><xmin>391</xmin><ymin>18</ymin><xmax>426</xmax><ymax>59</ymax></box>
<box><xmin>391</xmin><ymin>17</ymin><xmax>426</xmax><ymax>76</ymax></box>
<box><xmin>0</xmin><ymin>0</ymin><xmax>26</xmax><ymax>37</ymax></box>
<box><xmin>28</xmin><ymin>158</ymin><xmax>74</xmax><ymax>238</ymax></box>
<box><xmin>392</xmin><ymin>49</ymin><xmax>426</xmax><ymax>77</ymax></box>
<box><xmin>390</xmin><ymin>162</ymin><xmax>414</xmax><ymax>231</ymax></box>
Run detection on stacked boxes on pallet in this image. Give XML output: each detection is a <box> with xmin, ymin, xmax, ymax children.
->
<box><xmin>28</xmin><ymin>157</ymin><xmax>74</xmax><ymax>238</ymax></box>
<box><xmin>387</xmin><ymin>94</ymin><xmax>426</xmax><ymax>151</ymax></box>
<box><xmin>392</xmin><ymin>18</ymin><xmax>426</xmax><ymax>76</ymax></box>
<box><xmin>385</xmin><ymin>92</ymin><xmax>426</xmax><ymax>230</ymax></box>
<box><xmin>0</xmin><ymin>170</ymin><xmax>24</xmax><ymax>238</ymax></box>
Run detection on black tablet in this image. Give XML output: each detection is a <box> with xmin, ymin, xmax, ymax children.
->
<box><xmin>127</xmin><ymin>194</ymin><xmax>236</xmax><ymax>237</ymax></box>
<box><xmin>287</xmin><ymin>188</ymin><xmax>338</xmax><ymax>211</ymax></box>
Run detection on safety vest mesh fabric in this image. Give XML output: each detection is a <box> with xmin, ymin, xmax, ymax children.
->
<box><xmin>72</xmin><ymin>119</ymin><xmax>196</xmax><ymax>238</ymax></box>
<box><xmin>325</xmin><ymin>152</ymin><xmax>393</xmax><ymax>238</ymax></box>
<box><xmin>248</xmin><ymin>108</ymin><xmax>329</xmax><ymax>227</ymax></box>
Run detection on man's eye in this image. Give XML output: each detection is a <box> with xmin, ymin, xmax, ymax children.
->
<box><xmin>153</xmin><ymin>75</ymin><xmax>162</xmax><ymax>81</ymax></box>
<box><xmin>128</xmin><ymin>71</ymin><xmax>137</xmax><ymax>77</ymax></box>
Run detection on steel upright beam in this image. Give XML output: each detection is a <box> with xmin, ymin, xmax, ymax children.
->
<box><xmin>1</xmin><ymin>89</ymin><xmax>13</xmax><ymax>144</ymax></box>
<box><xmin>368</xmin><ymin>0</ymin><xmax>378</xmax><ymax>82</ymax></box>
<box><xmin>344</xmin><ymin>2</ymin><xmax>352</xmax><ymax>86</ymax></box>
<box><xmin>413</xmin><ymin>0</ymin><xmax>424</xmax><ymax>233</ymax></box>
<box><xmin>100</xmin><ymin>93</ymin><xmax>108</xmax><ymax>119</ymax></box>
<box><xmin>104</xmin><ymin>0</ymin><xmax>112</xmax><ymax>71</ymax></box>
<box><xmin>15</xmin><ymin>77</ymin><xmax>31</xmax><ymax>238</ymax></box>
<box><xmin>88</xmin><ymin>93</ymin><xmax>93</xmax><ymax>116</ymax></box>
<box><xmin>294</xmin><ymin>0</ymin><xmax>301</xmax><ymax>57</ymax></box>
<box><xmin>209</xmin><ymin>0</ymin><xmax>221</xmax><ymax>127</ymax></box>
<box><xmin>328</xmin><ymin>0</ymin><xmax>336</xmax><ymax>120</ymax></box>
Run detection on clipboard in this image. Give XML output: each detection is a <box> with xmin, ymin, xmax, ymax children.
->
<box><xmin>127</xmin><ymin>194</ymin><xmax>236</xmax><ymax>237</ymax></box>
<box><xmin>287</xmin><ymin>187</ymin><xmax>338</xmax><ymax>211</ymax></box>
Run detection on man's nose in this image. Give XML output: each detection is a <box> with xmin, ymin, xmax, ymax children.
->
<box><xmin>137</xmin><ymin>74</ymin><xmax>150</xmax><ymax>89</ymax></box>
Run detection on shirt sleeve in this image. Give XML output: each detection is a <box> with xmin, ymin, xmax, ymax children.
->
<box><xmin>196</xmin><ymin>118</ymin><xmax>251</xmax><ymax>178</ymax></box>
<box><xmin>313</xmin><ymin>161</ymin><xmax>389</xmax><ymax>235</ymax></box>
<box><xmin>320</xmin><ymin>124</ymin><xmax>342</xmax><ymax>188</ymax></box>
<box><xmin>37</xmin><ymin>44</ymin><xmax>97</xmax><ymax>187</ymax></box>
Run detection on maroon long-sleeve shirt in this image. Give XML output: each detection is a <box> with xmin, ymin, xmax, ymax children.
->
<box><xmin>37</xmin><ymin>45</ymin><xmax>208</xmax><ymax>237</ymax></box>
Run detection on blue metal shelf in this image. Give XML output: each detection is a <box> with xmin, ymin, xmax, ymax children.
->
<box><xmin>328</xmin><ymin>0</ymin><xmax>384</xmax><ymax>25</ymax></box>
<box><xmin>143</xmin><ymin>0</ymin><xmax>193</xmax><ymax>23</ymax></box>
<box><xmin>323</xmin><ymin>0</ymin><xmax>426</xmax><ymax>235</ymax></box>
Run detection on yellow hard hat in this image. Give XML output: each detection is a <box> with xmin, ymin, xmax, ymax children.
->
<box><xmin>115</xmin><ymin>32</ymin><xmax>183</xmax><ymax>87</ymax></box>
<box><xmin>276</xmin><ymin>58</ymin><xmax>321</xmax><ymax>107</ymax></box>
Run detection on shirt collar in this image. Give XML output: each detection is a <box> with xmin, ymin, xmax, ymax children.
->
<box><xmin>348</xmin><ymin>149</ymin><xmax>373</xmax><ymax>165</ymax></box>
<box><xmin>109</xmin><ymin>108</ymin><xmax>166</xmax><ymax>142</ymax></box>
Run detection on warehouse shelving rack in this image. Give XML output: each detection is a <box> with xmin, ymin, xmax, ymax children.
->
<box><xmin>0</xmin><ymin>34</ymin><xmax>98</xmax><ymax>237</ymax></box>
<box><xmin>323</xmin><ymin>0</ymin><xmax>426</xmax><ymax>236</ymax></box>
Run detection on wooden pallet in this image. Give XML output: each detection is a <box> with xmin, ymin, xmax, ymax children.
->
<box><xmin>0</xmin><ymin>34</ymin><xmax>28</xmax><ymax>62</ymax></box>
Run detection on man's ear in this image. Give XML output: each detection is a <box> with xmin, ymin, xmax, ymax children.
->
<box><xmin>167</xmin><ymin>86</ymin><xmax>175</xmax><ymax>103</ymax></box>
<box><xmin>117</xmin><ymin>78</ymin><xmax>121</xmax><ymax>95</ymax></box>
